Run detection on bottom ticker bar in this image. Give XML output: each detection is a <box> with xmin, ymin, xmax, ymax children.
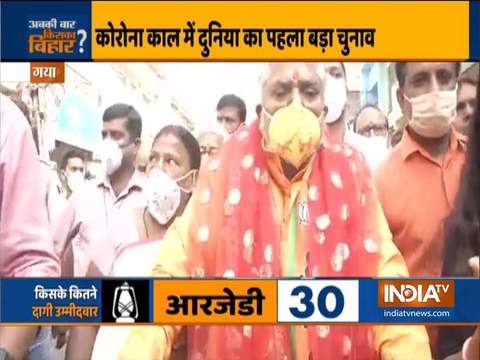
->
<box><xmin>0</xmin><ymin>278</ymin><xmax>478</xmax><ymax>325</ymax></box>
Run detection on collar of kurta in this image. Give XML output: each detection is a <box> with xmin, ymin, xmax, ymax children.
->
<box><xmin>400</xmin><ymin>125</ymin><xmax>466</xmax><ymax>163</ymax></box>
<box><xmin>97</xmin><ymin>170</ymin><xmax>146</xmax><ymax>198</ymax></box>
<box><xmin>265</xmin><ymin>151</ymin><xmax>315</xmax><ymax>194</ymax></box>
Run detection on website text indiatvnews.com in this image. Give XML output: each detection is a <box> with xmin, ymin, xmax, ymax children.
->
<box><xmin>383</xmin><ymin>309</ymin><xmax>452</xmax><ymax>319</ymax></box>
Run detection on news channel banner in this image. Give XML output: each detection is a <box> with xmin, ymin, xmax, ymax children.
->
<box><xmin>0</xmin><ymin>278</ymin><xmax>479</xmax><ymax>325</ymax></box>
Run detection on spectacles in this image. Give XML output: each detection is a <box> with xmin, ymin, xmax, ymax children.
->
<box><xmin>200</xmin><ymin>146</ymin><xmax>219</xmax><ymax>156</ymax></box>
<box><xmin>357</xmin><ymin>124</ymin><xmax>388</xmax><ymax>137</ymax></box>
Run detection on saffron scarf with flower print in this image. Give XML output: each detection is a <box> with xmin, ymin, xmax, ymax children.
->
<box><xmin>186</xmin><ymin>119</ymin><xmax>380</xmax><ymax>360</ymax></box>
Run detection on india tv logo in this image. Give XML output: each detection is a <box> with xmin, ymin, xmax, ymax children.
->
<box><xmin>378</xmin><ymin>280</ymin><xmax>455</xmax><ymax>307</ymax></box>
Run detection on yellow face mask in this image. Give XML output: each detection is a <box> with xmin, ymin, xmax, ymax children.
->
<box><xmin>263</xmin><ymin>97</ymin><xmax>323</xmax><ymax>168</ymax></box>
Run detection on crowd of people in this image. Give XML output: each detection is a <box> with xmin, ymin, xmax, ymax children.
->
<box><xmin>0</xmin><ymin>61</ymin><xmax>479</xmax><ymax>360</ymax></box>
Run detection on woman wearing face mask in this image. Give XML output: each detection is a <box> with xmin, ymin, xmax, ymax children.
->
<box><xmin>96</xmin><ymin>124</ymin><xmax>200</xmax><ymax>275</ymax></box>
<box><xmin>65</xmin><ymin>125</ymin><xmax>200</xmax><ymax>360</ymax></box>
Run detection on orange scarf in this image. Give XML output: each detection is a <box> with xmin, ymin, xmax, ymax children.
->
<box><xmin>187</xmin><ymin>120</ymin><xmax>379</xmax><ymax>359</ymax></box>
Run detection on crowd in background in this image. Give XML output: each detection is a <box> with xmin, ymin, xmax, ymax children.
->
<box><xmin>0</xmin><ymin>61</ymin><xmax>479</xmax><ymax>360</ymax></box>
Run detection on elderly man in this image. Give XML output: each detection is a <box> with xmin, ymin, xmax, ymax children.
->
<box><xmin>120</xmin><ymin>63</ymin><xmax>430</xmax><ymax>360</ymax></box>
<box><xmin>354</xmin><ymin>105</ymin><xmax>389</xmax><ymax>139</ymax></box>
<box><xmin>352</xmin><ymin>105</ymin><xmax>390</xmax><ymax>170</ymax></box>
<box><xmin>198</xmin><ymin>130</ymin><xmax>224</xmax><ymax>165</ymax></box>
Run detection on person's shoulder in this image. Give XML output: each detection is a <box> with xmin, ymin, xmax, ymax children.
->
<box><xmin>322</xmin><ymin>142</ymin><xmax>372</xmax><ymax>182</ymax></box>
<box><xmin>68</xmin><ymin>178</ymin><xmax>101</xmax><ymax>203</ymax></box>
<box><xmin>323</xmin><ymin>141</ymin><xmax>366</xmax><ymax>165</ymax></box>
<box><xmin>0</xmin><ymin>95</ymin><xmax>29</xmax><ymax>145</ymax></box>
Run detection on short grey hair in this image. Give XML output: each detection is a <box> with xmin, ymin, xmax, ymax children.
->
<box><xmin>258</xmin><ymin>63</ymin><xmax>327</xmax><ymax>103</ymax></box>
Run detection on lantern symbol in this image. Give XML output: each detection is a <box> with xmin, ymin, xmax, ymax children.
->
<box><xmin>112</xmin><ymin>282</ymin><xmax>138</xmax><ymax>323</ymax></box>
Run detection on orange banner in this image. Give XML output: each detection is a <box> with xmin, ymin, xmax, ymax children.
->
<box><xmin>30</xmin><ymin>62</ymin><xmax>64</xmax><ymax>83</ymax></box>
<box><xmin>153</xmin><ymin>279</ymin><xmax>277</xmax><ymax>324</ymax></box>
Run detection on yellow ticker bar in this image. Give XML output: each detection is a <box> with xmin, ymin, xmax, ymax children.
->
<box><xmin>92</xmin><ymin>1</ymin><xmax>469</xmax><ymax>60</ymax></box>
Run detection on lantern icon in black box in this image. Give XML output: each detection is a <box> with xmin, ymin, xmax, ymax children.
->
<box><xmin>112</xmin><ymin>282</ymin><xmax>138</xmax><ymax>323</ymax></box>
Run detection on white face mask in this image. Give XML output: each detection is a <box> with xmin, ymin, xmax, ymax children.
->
<box><xmin>405</xmin><ymin>88</ymin><xmax>457</xmax><ymax>138</ymax></box>
<box><xmin>355</xmin><ymin>134</ymin><xmax>389</xmax><ymax>170</ymax></box>
<box><xmin>324</xmin><ymin>75</ymin><xmax>347</xmax><ymax>124</ymax></box>
<box><xmin>146</xmin><ymin>169</ymin><xmax>181</xmax><ymax>225</ymax></box>
<box><xmin>66</xmin><ymin>171</ymin><xmax>85</xmax><ymax>193</ymax></box>
<box><xmin>369</xmin><ymin>134</ymin><xmax>389</xmax><ymax>148</ymax></box>
<box><xmin>214</xmin><ymin>121</ymin><xmax>231</xmax><ymax>142</ymax></box>
<box><xmin>101</xmin><ymin>139</ymin><xmax>123</xmax><ymax>176</ymax></box>
<box><xmin>175</xmin><ymin>169</ymin><xmax>197</xmax><ymax>193</ymax></box>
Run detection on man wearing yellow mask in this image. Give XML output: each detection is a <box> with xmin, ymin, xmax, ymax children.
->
<box><xmin>119</xmin><ymin>63</ymin><xmax>430</xmax><ymax>360</ymax></box>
